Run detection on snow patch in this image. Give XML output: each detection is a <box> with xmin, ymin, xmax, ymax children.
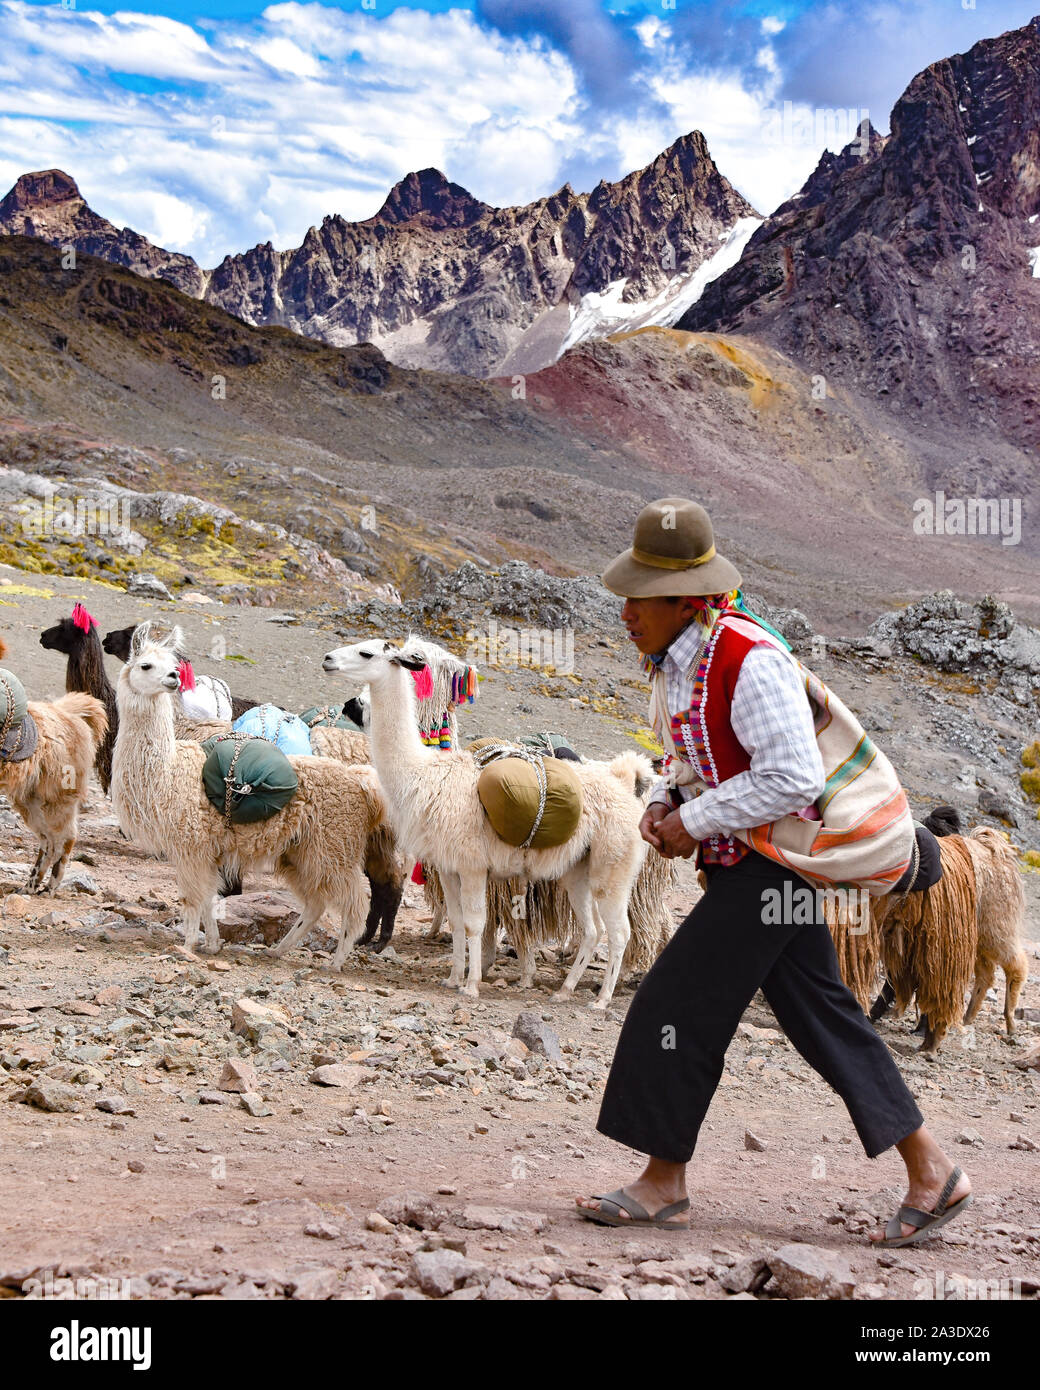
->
<box><xmin>1029</xmin><ymin>246</ymin><xmax>1040</xmax><ymax>278</ymax></box>
<box><xmin>557</xmin><ymin>216</ymin><xmax>762</xmax><ymax>358</ymax></box>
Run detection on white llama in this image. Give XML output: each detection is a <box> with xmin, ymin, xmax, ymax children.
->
<box><xmin>322</xmin><ymin>639</ymin><xmax>651</xmax><ymax>1006</ymax></box>
<box><xmin>111</xmin><ymin>624</ymin><xmax>385</xmax><ymax>963</ymax></box>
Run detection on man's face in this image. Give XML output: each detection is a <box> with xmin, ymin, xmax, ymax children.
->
<box><xmin>621</xmin><ymin>595</ymin><xmax>702</xmax><ymax>656</ymax></box>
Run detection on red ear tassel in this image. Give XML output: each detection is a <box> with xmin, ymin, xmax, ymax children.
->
<box><xmin>72</xmin><ymin>603</ymin><xmax>96</xmax><ymax>632</ymax></box>
<box><xmin>177</xmin><ymin>659</ymin><xmax>196</xmax><ymax>692</ymax></box>
<box><xmin>410</xmin><ymin>861</ymin><xmax>426</xmax><ymax>886</ymax></box>
<box><xmin>411</xmin><ymin>664</ymin><xmax>433</xmax><ymax>700</ymax></box>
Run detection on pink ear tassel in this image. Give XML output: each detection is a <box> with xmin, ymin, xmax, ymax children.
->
<box><xmin>177</xmin><ymin>659</ymin><xmax>196</xmax><ymax>692</ymax></box>
<box><xmin>72</xmin><ymin>603</ymin><xmax>96</xmax><ymax>632</ymax></box>
<box><xmin>411</xmin><ymin>665</ymin><xmax>433</xmax><ymax>701</ymax></box>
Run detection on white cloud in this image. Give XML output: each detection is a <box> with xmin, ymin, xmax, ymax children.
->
<box><xmin>0</xmin><ymin>0</ymin><xmax>830</xmax><ymax>264</ymax></box>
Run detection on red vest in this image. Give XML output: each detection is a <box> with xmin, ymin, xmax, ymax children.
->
<box><xmin>667</xmin><ymin>614</ymin><xmax>813</xmax><ymax>865</ymax></box>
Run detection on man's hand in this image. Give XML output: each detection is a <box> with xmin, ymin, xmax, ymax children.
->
<box><xmin>639</xmin><ymin>801</ymin><xmax>670</xmax><ymax>849</ymax></box>
<box><xmin>654</xmin><ymin>809</ymin><xmax>699</xmax><ymax>860</ymax></box>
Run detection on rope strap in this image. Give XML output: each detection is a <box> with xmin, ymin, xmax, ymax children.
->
<box><xmin>210</xmin><ymin>731</ymin><xmax>255</xmax><ymax>828</ymax></box>
<box><xmin>0</xmin><ymin>672</ymin><xmax>24</xmax><ymax>763</ymax></box>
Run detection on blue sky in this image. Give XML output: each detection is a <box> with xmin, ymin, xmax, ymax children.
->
<box><xmin>1</xmin><ymin>0</ymin><xmax>1036</xmax><ymax>265</ymax></box>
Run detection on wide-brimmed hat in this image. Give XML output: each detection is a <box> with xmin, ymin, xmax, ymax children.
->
<box><xmin>602</xmin><ymin>497</ymin><xmax>742</xmax><ymax>598</ymax></box>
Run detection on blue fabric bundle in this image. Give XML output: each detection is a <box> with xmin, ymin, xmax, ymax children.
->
<box><xmin>232</xmin><ymin>703</ymin><xmax>313</xmax><ymax>756</ymax></box>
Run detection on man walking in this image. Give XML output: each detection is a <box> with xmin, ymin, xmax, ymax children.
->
<box><xmin>577</xmin><ymin>498</ymin><xmax>971</xmax><ymax>1247</ymax></box>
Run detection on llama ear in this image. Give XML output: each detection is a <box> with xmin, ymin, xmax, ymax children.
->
<box><xmin>129</xmin><ymin>621</ymin><xmax>154</xmax><ymax>657</ymax></box>
<box><xmin>390</xmin><ymin>649</ymin><xmax>427</xmax><ymax>672</ymax></box>
<box><xmin>165</xmin><ymin>625</ymin><xmax>186</xmax><ymax>653</ymax></box>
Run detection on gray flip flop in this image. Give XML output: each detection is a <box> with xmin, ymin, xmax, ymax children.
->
<box><xmin>876</xmin><ymin>1166</ymin><xmax>972</xmax><ymax>1248</ymax></box>
<box><xmin>577</xmin><ymin>1187</ymin><xmax>690</xmax><ymax>1229</ymax></box>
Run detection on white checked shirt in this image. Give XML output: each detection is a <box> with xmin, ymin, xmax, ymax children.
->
<box><xmin>647</xmin><ymin>619</ymin><xmax>826</xmax><ymax>841</ymax></box>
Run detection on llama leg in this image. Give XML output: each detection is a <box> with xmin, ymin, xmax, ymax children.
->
<box><xmin>457</xmin><ymin>871</ymin><xmax>487</xmax><ymax>999</ymax></box>
<box><xmin>331</xmin><ymin>870</ymin><xmax>368</xmax><ymax>972</ymax></box>
<box><xmin>375</xmin><ymin>878</ymin><xmax>404</xmax><ymax>954</ymax></box>
<box><xmin>199</xmin><ymin>896</ymin><xmax>222</xmax><ymax>955</ymax></box>
<box><xmin>590</xmin><ymin>893</ymin><xmax>631</xmax><ymax>1011</ymax></box>
<box><xmin>554</xmin><ymin>872</ymin><xmax>599</xmax><ymax>1000</ymax></box>
<box><xmin>269</xmin><ymin>901</ymin><xmax>326</xmax><ymax>959</ymax></box>
<box><xmin>516</xmin><ymin>935</ymin><xmax>536</xmax><ymax>988</ymax></box>
<box><xmin>359</xmin><ymin>875</ymin><xmax>383</xmax><ymax>946</ymax></box>
<box><xmin>439</xmin><ymin>870</ymin><xmax>466</xmax><ymax>989</ymax></box>
<box><xmin>428</xmin><ymin>899</ymin><xmax>446</xmax><ymax>940</ymax></box>
<box><xmin>481</xmin><ymin>918</ymin><xmax>499</xmax><ymax>978</ymax></box>
<box><xmin>963</xmin><ymin>957</ymin><xmax>996</xmax><ymax>1027</ymax></box>
<box><xmin>27</xmin><ymin>843</ymin><xmax>48</xmax><ymax>894</ymax></box>
<box><xmin>46</xmin><ymin>837</ymin><xmax>76</xmax><ymax>891</ymax></box>
<box><xmin>1003</xmin><ymin>951</ymin><xmax>1029</xmax><ymax>1035</ymax></box>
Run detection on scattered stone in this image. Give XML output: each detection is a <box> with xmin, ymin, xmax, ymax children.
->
<box><xmin>365</xmin><ymin>1212</ymin><xmax>394</xmax><ymax>1234</ymax></box>
<box><xmin>218</xmin><ymin>893</ymin><xmax>299</xmax><ymax>946</ymax></box>
<box><xmin>217</xmin><ymin>1058</ymin><xmax>259</xmax><ymax>1094</ymax></box>
<box><xmin>291</xmin><ymin>1267</ymin><xmax>341</xmax><ymax>1300</ymax></box>
<box><xmin>512</xmin><ymin>1011</ymin><xmax>563</xmax><ymax>1063</ymax></box>
<box><xmin>376</xmin><ymin>1192</ymin><xmax>447</xmax><ymax>1231</ymax></box>
<box><xmin>127</xmin><ymin>1159</ymin><xmax>146</xmax><ymax>1174</ymax></box>
<box><xmin>955</xmin><ymin>1128</ymin><xmax>985</xmax><ymax>1147</ymax></box>
<box><xmin>719</xmin><ymin>1256</ymin><xmax>770</xmax><ymax>1294</ymax></box>
<box><xmin>1009</xmin><ymin>1134</ymin><xmax>1038</xmax><ymax>1151</ymax></box>
<box><xmin>850</xmin><ymin>1283</ymin><xmax>888</xmax><ymax>1303</ymax></box>
<box><xmin>95</xmin><ymin>986</ymin><xmax>124</xmax><ymax>1007</ymax></box>
<box><xmin>411</xmin><ymin>1249</ymin><xmax>478</xmax><ymax>1298</ymax></box>
<box><xmin>231</xmin><ymin>997</ymin><xmax>290</xmax><ymax>1040</ymax></box>
<box><xmin>126</xmin><ymin>572</ymin><xmax>173</xmax><ymax>600</ymax></box>
<box><xmin>767</xmin><ymin>1244</ymin><xmax>856</xmax><ymax>1300</ymax></box>
<box><xmin>457</xmin><ymin>1204</ymin><xmax>548</xmax><ymax>1236</ymax></box>
<box><xmin>977</xmin><ymin>790</ymin><xmax>1016</xmax><ymax>824</ymax></box>
<box><xmin>304</xmin><ymin>1222</ymin><xmax>341</xmax><ymax>1240</ymax></box>
<box><xmin>308</xmin><ymin>1064</ymin><xmax>364</xmax><ymax>1089</ymax></box>
<box><xmin>1014</xmin><ymin>1044</ymin><xmax>1040</xmax><ymax>1071</ymax></box>
<box><xmin>744</xmin><ymin>1129</ymin><xmax>768</xmax><ymax>1152</ymax></box>
<box><xmin>239</xmin><ymin>1092</ymin><xmax>273</xmax><ymax>1118</ymax></box>
<box><xmin>20</xmin><ymin>1079</ymin><xmax>82</xmax><ymax>1113</ymax></box>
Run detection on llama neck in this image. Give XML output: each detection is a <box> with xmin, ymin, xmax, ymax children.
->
<box><xmin>366</xmin><ymin>666</ymin><xmax>431</xmax><ymax>788</ymax></box>
<box><xmin>67</xmin><ymin>638</ymin><xmax>114</xmax><ymax>704</ymax></box>
<box><xmin>113</xmin><ymin>677</ymin><xmax>178</xmax><ymax>788</ymax></box>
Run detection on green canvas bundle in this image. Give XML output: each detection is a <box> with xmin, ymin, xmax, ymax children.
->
<box><xmin>469</xmin><ymin>738</ymin><xmax>583</xmax><ymax>850</ymax></box>
<box><xmin>201</xmin><ymin>733</ymin><xmax>298</xmax><ymax>825</ymax></box>
<box><xmin>299</xmin><ymin>704</ymin><xmax>364</xmax><ymax>732</ymax></box>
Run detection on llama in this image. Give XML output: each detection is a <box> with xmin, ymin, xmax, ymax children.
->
<box><xmin>102</xmin><ymin>624</ymin><xmax>258</xmax><ymax>720</ymax></box>
<box><xmin>111</xmin><ymin>623</ymin><xmax>385</xmax><ymax>962</ymax></box>
<box><xmin>40</xmin><ymin>604</ymin><xmax>118</xmax><ymax>792</ymax></box>
<box><xmin>322</xmin><ymin>639</ymin><xmax>651</xmax><ymax>1006</ymax></box>
<box><xmin>962</xmin><ymin>827</ymin><xmax>1029</xmax><ymax>1036</ymax></box>
<box><xmin>845</xmin><ymin>818</ymin><xmax>1028</xmax><ymax>1052</ymax></box>
<box><xmin>0</xmin><ymin>686</ymin><xmax>107</xmax><ymax>892</ymax></box>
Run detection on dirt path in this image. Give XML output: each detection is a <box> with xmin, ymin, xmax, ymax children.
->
<box><xmin>1</xmin><ymin>791</ymin><xmax>1037</xmax><ymax>1303</ymax></box>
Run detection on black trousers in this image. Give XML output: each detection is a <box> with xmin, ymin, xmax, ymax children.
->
<box><xmin>597</xmin><ymin>850</ymin><xmax>924</xmax><ymax>1164</ymax></box>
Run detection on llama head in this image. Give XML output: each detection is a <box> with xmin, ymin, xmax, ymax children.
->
<box><xmin>124</xmin><ymin>625</ymin><xmax>183</xmax><ymax>698</ymax></box>
<box><xmin>41</xmin><ymin>605</ymin><xmax>100</xmax><ymax>654</ymax></box>
<box><xmin>102</xmin><ymin>625</ymin><xmax>135</xmax><ymax>661</ymax></box>
<box><xmin>323</xmin><ymin>639</ymin><xmax>426</xmax><ymax>684</ymax></box>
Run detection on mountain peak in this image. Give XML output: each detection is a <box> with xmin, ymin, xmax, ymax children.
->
<box><xmin>373</xmin><ymin>167</ymin><xmax>488</xmax><ymax>229</ymax></box>
<box><xmin>0</xmin><ymin>168</ymin><xmax>83</xmax><ymax>217</ymax></box>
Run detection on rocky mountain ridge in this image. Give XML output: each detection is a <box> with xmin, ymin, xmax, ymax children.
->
<box><xmin>1</xmin><ymin>132</ymin><xmax>757</xmax><ymax>377</ymax></box>
<box><xmin>680</xmin><ymin>15</ymin><xmax>1040</xmax><ymax>450</ymax></box>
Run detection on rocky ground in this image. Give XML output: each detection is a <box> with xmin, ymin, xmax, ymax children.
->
<box><xmin>1</xmin><ymin>568</ymin><xmax>1039</xmax><ymax>1302</ymax></box>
